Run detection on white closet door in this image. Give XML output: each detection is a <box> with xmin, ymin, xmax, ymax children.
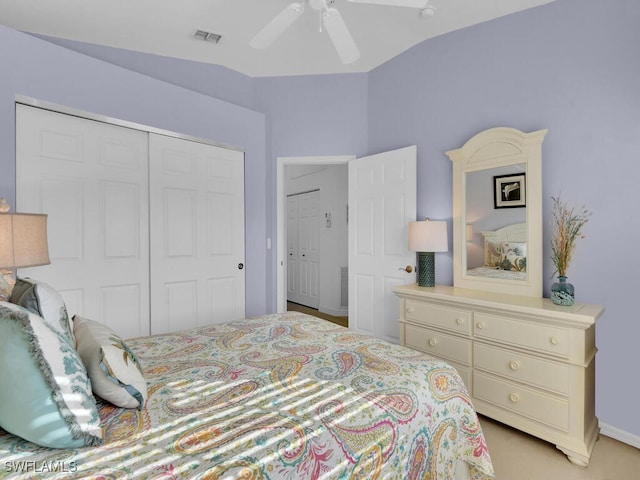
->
<box><xmin>286</xmin><ymin>191</ymin><xmax>320</xmax><ymax>309</ymax></box>
<box><xmin>286</xmin><ymin>195</ymin><xmax>299</xmax><ymax>302</ymax></box>
<box><xmin>149</xmin><ymin>134</ymin><xmax>245</xmax><ymax>334</ymax></box>
<box><xmin>297</xmin><ymin>191</ymin><xmax>320</xmax><ymax>308</ymax></box>
<box><xmin>16</xmin><ymin>104</ymin><xmax>150</xmax><ymax>338</ymax></box>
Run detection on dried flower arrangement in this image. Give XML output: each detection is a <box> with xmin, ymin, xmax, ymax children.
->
<box><xmin>550</xmin><ymin>196</ymin><xmax>591</xmax><ymax>278</ymax></box>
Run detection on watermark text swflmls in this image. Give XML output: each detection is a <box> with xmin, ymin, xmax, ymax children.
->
<box><xmin>5</xmin><ymin>460</ymin><xmax>78</xmax><ymax>473</ymax></box>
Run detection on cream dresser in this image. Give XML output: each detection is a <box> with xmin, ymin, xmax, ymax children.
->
<box><xmin>392</xmin><ymin>284</ymin><xmax>604</xmax><ymax>466</ymax></box>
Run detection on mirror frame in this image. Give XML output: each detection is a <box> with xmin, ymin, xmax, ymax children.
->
<box><xmin>446</xmin><ymin>127</ymin><xmax>547</xmax><ymax>297</ymax></box>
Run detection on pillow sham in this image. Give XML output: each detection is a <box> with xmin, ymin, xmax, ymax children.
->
<box><xmin>485</xmin><ymin>240</ymin><xmax>503</xmax><ymax>268</ymax></box>
<box><xmin>73</xmin><ymin>315</ymin><xmax>147</xmax><ymax>409</ymax></box>
<box><xmin>502</xmin><ymin>242</ymin><xmax>527</xmax><ymax>258</ymax></box>
<box><xmin>500</xmin><ymin>252</ymin><xmax>527</xmax><ymax>272</ymax></box>
<box><xmin>500</xmin><ymin>242</ymin><xmax>527</xmax><ymax>272</ymax></box>
<box><xmin>9</xmin><ymin>277</ymin><xmax>74</xmax><ymax>345</ymax></box>
<box><xmin>0</xmin><ymin>302</ymin><xmax>102</xmax><ymax>448</ymax></box>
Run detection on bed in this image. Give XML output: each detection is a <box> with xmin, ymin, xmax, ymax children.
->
<box><xmin>1</xmin><ymin>289</ymin><xmax>494</xmax><ymax>479</ymax></box>
<box><xmin>466</xmin><ymin>223</ymin><xmax>527</xmax><ymax>280</ymax></box>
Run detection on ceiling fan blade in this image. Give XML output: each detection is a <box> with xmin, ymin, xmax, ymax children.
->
<box><xmin>322</xmin><ymin>8</ymin><xmax>360</xmax><ymax>64</ymax></box>
<box><xmin>347</xmin><ymin>0</ymin><xmax>428</xmax><ymax>8</ymax></box>
<box><xmin>250</xmin><ymin>2</ymin><xmax>305</xmax><ymax>49</ymax></box>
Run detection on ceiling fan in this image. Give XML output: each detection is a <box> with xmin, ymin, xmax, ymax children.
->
<box><xmin>250</xmin><ymin>0</ymin><xmax>430</xmax><ymax>65</ymax></box>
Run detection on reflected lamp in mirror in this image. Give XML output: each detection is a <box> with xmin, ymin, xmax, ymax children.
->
<box><xmin>408</xmin><ymin>219</ymin><xmax>448</xmax><ymax>287</ymax></box>
<box><xmin>466</xmin><ymin>223</ymin><xmax>473</xmax><ymax>242</ymax></box>
<box><xmin>0</xmin><ymin>212</ymin><xmax>50</xmax><ymax>277</ymax></box>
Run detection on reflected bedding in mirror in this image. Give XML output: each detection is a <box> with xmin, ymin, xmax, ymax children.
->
<box><xmin>466</xmin><ymin>223</ymin><xmax>527</xmax><ymax>280</ymax></box>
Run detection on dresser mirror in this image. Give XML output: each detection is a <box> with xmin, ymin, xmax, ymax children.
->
<box><xmin>446</xmin><ymin>127</ymin><xmax>547</xmax><ymax>297</ymax></box>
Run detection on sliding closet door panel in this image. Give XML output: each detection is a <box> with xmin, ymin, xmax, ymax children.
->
<box><xmin>286</xmin><ymin>191</ymin><xmax>320</xmax><ymax>308</ymax></box>
<box><xmin>164</xmin><ymin>188</ymin><xmax>197</xmax><ymax>257</ymax></box>
<box><xmin>16</xmin><ymin>104</ymin><xmax>150</xmax><ymax>338</ymax></box>
<box><xmin>164</xmin><ymin>281</ymin><xmax>198</xmax><ymax>332</ymax></box>
<box><xmin>149</xmin><ymin>134</ymin><xmax>245</xmax><ymax>334</ymax></box>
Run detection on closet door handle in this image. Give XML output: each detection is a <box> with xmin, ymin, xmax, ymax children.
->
<box><xmin>238</xmin><ymin>263</ymin><xmax>244</xmax><ymax>270</ymax></box>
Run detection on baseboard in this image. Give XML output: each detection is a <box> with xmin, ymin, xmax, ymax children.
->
<box><xmin>319</xmin><ymin>305</ymin><xmax>347</xmax><ymax>317</ymax></box>
<box><xmin>600</xmin><ymin>422</ymin><xmax>640</xmax><ymax>449</ymax></box>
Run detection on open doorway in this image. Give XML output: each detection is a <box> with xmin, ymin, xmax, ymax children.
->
<box><xmin>276</xmin><ymin>155</ymin><xmax>353</xmax><ymax>326</ymax></box>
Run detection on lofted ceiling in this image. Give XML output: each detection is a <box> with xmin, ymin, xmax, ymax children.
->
<box><xmin>0</xmin><ymin>0</ymin><xmax>555</xmax><ymax>77</ymax></box>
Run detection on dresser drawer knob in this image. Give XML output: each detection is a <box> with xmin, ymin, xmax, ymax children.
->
<box><xmin>509</xmin><ymin>361</ymin><xmax>520</xmax><ymax>371</ymax></box>
<box><xmin>456</xmin><ymin>318</ymin><xmax>464</xmax><ymax>325</ymax></box>
<box><xmin>550</xmin><ymin>336</ymin><xmax>560</xmax><ymax>345</ymax></box>
<box><xmin>476</xmin><ymin>322</ymin><xmax>486</xmax><ymax>329</ymax></box>
<box><xmin>509</xmin><ymin>393</ymin><xmax>520</xmax><ymax>403</ymax></box>
<box><xmin>428</xmin><ymin>338</ymin><xmax>438</xmax><ymax>347</ymax></box>
<box><xmin>406</xmin><ymin>307</ymin><xmax>415</xmax><ymax>314</ymax></box>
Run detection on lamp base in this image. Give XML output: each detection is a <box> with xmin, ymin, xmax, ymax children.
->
<box><xmin>417</xmin><ymin>252</ymin><xmax>435</xmax><ymax>287</ymax></box>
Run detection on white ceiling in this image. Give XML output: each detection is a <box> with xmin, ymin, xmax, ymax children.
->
<box><xmin>0</xmin><ymin>0</ymin><xmax>555</xmax><ymax>77</ymax></box>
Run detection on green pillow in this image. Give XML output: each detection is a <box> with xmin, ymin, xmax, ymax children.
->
<box><xmin>0</xmin><ymin>302</ymin><xmax>102</xmax><ymax>448</ymax></box>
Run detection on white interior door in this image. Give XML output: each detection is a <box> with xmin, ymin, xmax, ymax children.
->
<box><xmin>16</xmin><ymin>104</ymin><xmax>150</xmax><ymax>338</ymax></box>
<box><xmin>298</xmin><ymin>191</ymin><xmax>320</xmax><ymax>308</ymax></box>
<box><xmin>149</xmin><ymin>134</ymin><xmax>245</xmax><ymax>334</ymax></box>
<box><xmin>287</xmin><ymin>190</ymin><xmax>320</xmax><ymax>308</ymax></box>
<box><xmin>286</xmin><ymin>196</ymin><xmax>299</xmax><ymax>302</ymax></box>
<box><xmin>348</xmin><ymin>146</ymin><xmax>417</xmax><ymax>343</ymax></box>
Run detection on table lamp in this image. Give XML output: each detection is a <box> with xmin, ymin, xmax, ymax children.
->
<box><xmin>408</xmin><ymin>219</ymin><xmax>448</xmax><ymax>287</ymax></box>
<box><xmin>0</xmin><ymin>209</ymin><xmax>50</xmax><ymax>278</ymax></box>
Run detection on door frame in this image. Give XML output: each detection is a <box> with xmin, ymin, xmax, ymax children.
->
<box><xmin>276</xmin><ymin>155</ymin><xmax>355</xmax><ymax>313</ymax></box>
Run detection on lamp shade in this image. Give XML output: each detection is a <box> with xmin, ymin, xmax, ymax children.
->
<box><xmin>408</xmin><ymin>220</ymin><xmax>448</xmax><ymax>252</ymax></box>
<box><xmin>0</xmin><ymin>213</ymin><xmax>50</xmax><ymax>269</ymax></box>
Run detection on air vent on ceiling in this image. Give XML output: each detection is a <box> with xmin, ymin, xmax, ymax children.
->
<box><xmin>193</xmin><ymin>30</ymin><xmax>222</xmax><ymax>44</ymax></box>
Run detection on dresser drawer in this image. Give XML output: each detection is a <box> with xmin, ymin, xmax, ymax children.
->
<box><xmin>474</xmin><ymin>372</ymin><xmax>569</xmax><ymax>431</ymax></box>
<box><xmin>474</xmin><ymin>343</ymin><xmax>569</xmax><ymax>395</ymax></box>
<box><xmin>474</xmin><ymin>313</ymin><xmax>570</xmax><ymax>357</ymax></box>
<box><xmin>405</xmin><ymin>301</ymin><xmax>471</xmax><ymax>335</ymax></box>
<box><xmin>405</xmin><ymin>324</ymin><xmax>471</xmax><ymax>365</ymax></box>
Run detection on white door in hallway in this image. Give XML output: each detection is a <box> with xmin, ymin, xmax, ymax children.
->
<box><xmin>16</xmin><ymin>104</ymin><xmax>150</xmax><ymax>338</ymax></box>
<box><xmin>287</xmin><ymin>190</ymin><xmax>320</xmax><ymax>308</ymax></box>
<box><xmin>149</xmin><ymin>134</ymin><xmax>245</xmax><ymax>334</ymax></box>
<box><xmin>286</xmin><ymin>195</ymin><xmax>299</xmax><ymax>302</ymax></box>
<box><xmin>349</xmin><ymin>146</ymin><xmax>417</xmax><ymax>344</ymax></box>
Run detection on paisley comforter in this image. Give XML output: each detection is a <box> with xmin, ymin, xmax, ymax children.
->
<box><xmin>0</xmin><ymin>312</ymin><xmax>494</xmax><ymax>479</ymax></box>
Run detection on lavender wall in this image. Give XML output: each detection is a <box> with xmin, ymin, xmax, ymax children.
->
<box><xmin>253</xmin><ymin>74</ymin><xmax>369</xmax><ymax>312</ymax></box>
<box><xmin>0</xmin><ymin>25</ymin><xmax>267</xmax><ymax>317</ymax></box>
<box><xmin>368</xmin><ymin>0</ymin><xmax>640</xmax><ymax>439</ymax></box>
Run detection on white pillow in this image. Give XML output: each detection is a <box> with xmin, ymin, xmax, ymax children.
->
<box><xmin>73</xmin><ymin>315</ymin><xmax>147</xmax><ymax>409</ymax></box>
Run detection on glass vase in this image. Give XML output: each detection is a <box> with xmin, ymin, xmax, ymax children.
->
<box><xmin>551</xmin><ymin>276</ymin><xmax>575</xmax><ymax>306</ymax></box>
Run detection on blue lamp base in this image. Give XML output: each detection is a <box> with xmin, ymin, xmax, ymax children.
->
<box><xmin>417</xmin><ymin>251</ymin><xmax>435</xmax><ymax>287</ymax></box>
